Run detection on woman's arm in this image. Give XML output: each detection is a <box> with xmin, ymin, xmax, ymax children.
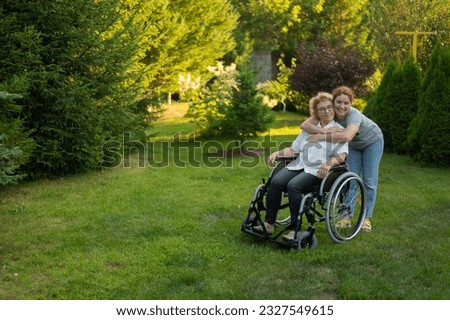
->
<box><xmin>300</xmin><ymin>117</ymin><xmax>323</xmax><ymax>134</ymax></box>
<box><xmin>300</xmin><ymin>117</ymin><xmax>345</xmax><ymax>134</ymax></box>
<box><xmin>308</xmin><ymin>124</ymin><xmax>360</xmax><ymax>143</ymax></box>
<box><xmin>317</xmin><ymin>152</ymin><xmax>348</xmax><ymax>178</ymax></box>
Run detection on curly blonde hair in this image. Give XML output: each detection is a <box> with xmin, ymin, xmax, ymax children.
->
<box><xmin>309</xmin><ymin>92</ymin><xmax>333</xmax><ymax>119</ymax></box>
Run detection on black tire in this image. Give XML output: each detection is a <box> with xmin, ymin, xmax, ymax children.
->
<box><xmin>325</xmin><ymin>172</ymin><xmax>366</xmax><ymax>243</ymax></box>
<box><xmin>242</xmin><ymin>215</ymin><xmax>260</xmax><ymax>228</ymax></box>
<box><xmin>296</xmin><ymin>231</ymin><xmax>318</xmax><ymax>250</ymax></box>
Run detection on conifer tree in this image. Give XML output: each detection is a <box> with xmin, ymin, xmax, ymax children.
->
<box><xmin>371</xmin><ymin>61</ymin><xmax>396</xmax><ymax>149</ymax></box>
<box><xmin>0</xmin><ymin>0</ymin><xmax>162</xmax><ymax>177</ymax></box>
<box><xmin>220</xmin><ymin>63</ymin><xmax>275</xmax><ymax>147</ymax></box>
<box><xmin>406</xmin><ymin>42</ymin><xmax>450</xmax><ymax>166</ymax></box>
<box><xmin>372</xmin><ymin>58</ymin><xmax>421</xmax><ymax>153</ymax></box>
<box><xmin>390</xmin><ymin>57</ymin><xmax>421</xmax><ymax>153</ymax></box>
<box><xmin>0</xmin><ymin>87</ymin><xmax>34</xmax><ymax>185</ymax></box>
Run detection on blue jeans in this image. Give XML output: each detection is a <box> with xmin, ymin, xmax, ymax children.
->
<box><xmin>347</xmin><ymin>139</ymin><xmax>384</xmax><ymax>219</ymax></box>
<box><xmin>265</xmin><ymin>167</ymin><xmax>320</xmax><ymax>228</ymax></box>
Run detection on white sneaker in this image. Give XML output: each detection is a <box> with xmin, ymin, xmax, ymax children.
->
<box><xmin>253</xmin><ymin>222</ymin><xmax>274</xmax><ymax>234</ymax></box>
<box><xmin>282</xmin><ymin>230</ymin><xmax>296</xmax><ymax>241</ymax></box>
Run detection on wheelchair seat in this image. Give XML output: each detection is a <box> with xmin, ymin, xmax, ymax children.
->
<box><xmin>268</xmin><ymin>156</ymin><xmax>349</xmax><ymax>196</ymax></box>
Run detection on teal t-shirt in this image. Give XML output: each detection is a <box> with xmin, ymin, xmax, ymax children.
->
<box><xmin>337</xmin><ymin>107</ymin><xmax>383</xmax><ymax>150</ymax></box>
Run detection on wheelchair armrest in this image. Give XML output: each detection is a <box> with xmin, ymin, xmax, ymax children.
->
<box><xmin>275</xmin><ymin>154</ymin><xmax>299</xmax><ymax>162</ymax></box>
<box><xmin>267</xmin><ymin>154</ymin><xmax>299</xmax><ymax>181</ymax></box>
<box><xmin>318</xmin><ymin>163</ymin><xmax>349</xmax><ymax>196</ymax></box>
<box><xmin>329</xmin><ymin>163</ymin><xmax>348</xmax><ymax>172</ymax></box>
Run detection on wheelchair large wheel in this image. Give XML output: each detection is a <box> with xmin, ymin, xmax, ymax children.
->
<box><xmin>325</xmin><ymin>172</ymin><xmax>366</xmax><ymax>243</ymax></box>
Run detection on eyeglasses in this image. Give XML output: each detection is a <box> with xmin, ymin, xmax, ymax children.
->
<box><xmin>317</xmin><ymin>105</ymin><xmax>333</xmax><ymax>113</ymax></box>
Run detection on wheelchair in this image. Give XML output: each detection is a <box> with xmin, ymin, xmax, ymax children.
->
<box><xmin>241</xmin><ymin>157</ymin><xmax>367</xmax><ymax>250</ymax></box>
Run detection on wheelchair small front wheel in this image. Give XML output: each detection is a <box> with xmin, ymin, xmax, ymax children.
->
<box><xmin>242</xmin><ymin>215</ymin><xmax>260</xmax><ymax>228</ymax></box>
<box><xmin>296</xmin><ymin>232</ymin><xmax>318</xmax><ymax>250</ymax></box>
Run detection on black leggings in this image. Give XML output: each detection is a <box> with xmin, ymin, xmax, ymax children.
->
<box><xmin>265</xmin><ymin>167</ymin><xmax>320</xmax><ymax>228</ymax></box>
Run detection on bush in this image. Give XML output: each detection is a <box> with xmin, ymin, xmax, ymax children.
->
<box><xmin>287</xmin><ymin>90</ymin><xmax>310</xmax><ymax>115</ymax></box>
<box><xmin>220</xmin><ymin>63</ymin><xmax>275</xmax><ymax>146</ymax></box>
<box><xmin>186</xmin><ymin>61</ymin><xmax>275</xmax><ymax>145</ymax></box>
<box><xmin>0</xmin><ymin>86</ymin><xmax>34</xmax><ymax>185</ymax></box>
<box><xmin>0</xmin><ymin>1</ymin><xmax>152</xmax><ymax>178</ymax></box>
<box><xmin>289</xmin><ymin>40</ymin><xmax>375</xmax><ymax>96</ymax></box>
<box><xmin>186</xmin><ymin>62</ymin><xmax>238</xmax><ymax>137</ymax></box>
<box><xmin>256</xmin><ymin>58</ymin><xmax>295</xmax><ymax>111</ymax></box>
<box><xmin>0</xmin><ymin>134</ymin><xmax>25</xmax><ymax>186</ymax></box>
<box><xmin>406</xmin><ymin>42</ymin><xmax>450</xmax><ymax>166</ymax></box>
<box><xmin>370</xmin><ymin>61</ymin><xmax>397</xmax><ymax>149</ymax></box>
<box><xmin>390</xmin><ymin>58</ymin><xmax>421</xmax><ymax>153</ymax></box>
<box><xmin>372</xmin><ymin>59</ymin><xmax>421</xmax><ymax>153</ymax></box>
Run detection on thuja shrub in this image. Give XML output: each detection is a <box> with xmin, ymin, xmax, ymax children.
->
<box><xmin>407</xmin><ymin>42</ymin><xmax>450</xmax><ymax>166</ymax></box>
<box><xmin>372</xmin><ymin>58</ymin><xmax>421</xmax><ymax>153</ymax></box>
<box><xmin>390</xmin><ymin>58</ymin><xmax>421</xmax><ymax>154</ymax></box>
<box><xmin>371</xmin><ymin>61</ymin><xmax>402</xmax><ymax>151</ymax></box>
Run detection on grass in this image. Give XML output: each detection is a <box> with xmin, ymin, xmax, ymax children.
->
<box><xmin>147</xmin><ymin>103</ymin><xmax>197</xmax><ymax>140</ymax></box>
<box><xmin>0</xmin><ymin>103</ymin><xmax>449</xmax><ymax>299</ymax></box>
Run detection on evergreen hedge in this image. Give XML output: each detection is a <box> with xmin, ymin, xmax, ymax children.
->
<box><xmin>371</xmin><ymin>61</ymin><xmax>397</xmax><ymax>150</ymax></box>
<box><xmin>391</xmin><ymin>58</ymin><xmax>421</xmax><ymax>154</ymax></box>
<box><xmin>369</xmin><ymin>42</ymin><xmax>449</xmax><ymax>166</ymax></box>
<box><xmin>406</xmin><ymin>43</ymin><xmax>450</xmax><ymax>166</ymax></box>
<box><xmin>372</xmin><ymin>58</ymin><xmax>421</xmax><ymax>153</ymax></box>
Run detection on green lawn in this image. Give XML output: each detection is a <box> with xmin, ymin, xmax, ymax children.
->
<box><xmin>1</xmin><ymin>104</ymin><xmax>449</xmax><ymax>299</ymax></box>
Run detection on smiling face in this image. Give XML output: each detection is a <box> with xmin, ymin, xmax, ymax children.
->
<box><xmin>316</xmin><ymin>99</ymin><xmax>335</xmax><ymax>126</ymax></box>
<box><xmin>333</xmin><ymin>94</ymin><xmax>352</xmax><ymax>120</ymax></box>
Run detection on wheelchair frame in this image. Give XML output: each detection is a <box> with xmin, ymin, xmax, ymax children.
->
<box><xmin>241</xmin><ymin>157</ymin><xmax>367</xmax><ymax>250</ymax></box>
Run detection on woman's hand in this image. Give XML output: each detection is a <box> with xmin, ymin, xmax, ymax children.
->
<box><xmin>317</xmin><ymin>163</ymin><xmax>331</xmax><ymax>179</ymax></box>
<box><xmin>329</xmin><ymin>126</ymin><xmax>345</xmax><ymax>133</ymax></box>
<box><xmin>266</xmin><ymin>151</ymin><xmax>279</xmax><ymax>166</ymax></box>
<box><xmin>307</xmin><ymin>133</ymin><xmax>324</xmax><ymax>142</ymax></box>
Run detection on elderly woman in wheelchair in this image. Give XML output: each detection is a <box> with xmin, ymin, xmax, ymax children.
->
<box><xmin>242</xmin><ymin>92</ymin><xmax>367</xmax><ymax>249</ymax></box>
